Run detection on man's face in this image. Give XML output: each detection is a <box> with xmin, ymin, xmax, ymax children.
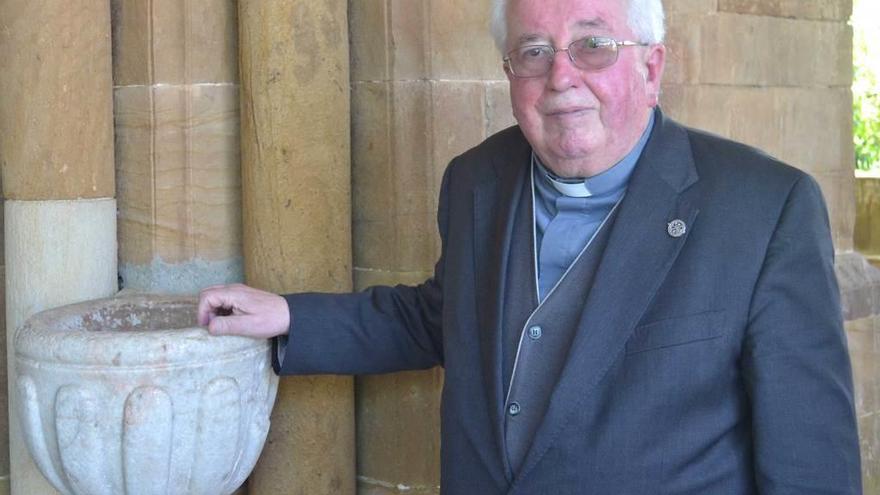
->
<box><xmin>504</xmin><ymin>0</ymin><xmax>665</xmax><ymax>177</ymax></box>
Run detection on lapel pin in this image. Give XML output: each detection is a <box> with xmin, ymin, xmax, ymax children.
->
<box><xmin>667</xmin><ymin>219</ymin><xmax>687</xmax><ymax>238</ymax></box>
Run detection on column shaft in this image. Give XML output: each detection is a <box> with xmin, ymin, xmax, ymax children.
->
<box><xmin>0</xmin><ymin>0</ymin><xmax>116</xmax><ymax>493</ymax></box>
<box><xmin>239</xmin><ymin>1</ymin><xmax>355</xmax><ymax>494</ymax></box>
<box><xmin>112</xmin><ymin>0</ymin><xmax>244</xmax><ymax>294</ymax></box>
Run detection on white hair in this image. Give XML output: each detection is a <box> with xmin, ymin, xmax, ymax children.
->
<box><xmin>490</xmin><ymin>0</ymin><xmax>666</xmax><ymax>53</ymax></box>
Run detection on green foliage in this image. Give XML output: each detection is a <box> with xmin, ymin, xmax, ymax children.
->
<box><xmin>853</xmin><ymin>0</ymin><xmax>880</xmax><ymax>171</ymax></box>
<box><xmin>854</xmin><ymin>82</ymin><xmax>880</xmax><ymax>171</ymax></box>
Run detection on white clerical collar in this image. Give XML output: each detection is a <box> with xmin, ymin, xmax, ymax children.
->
<box><xmin>533</xmin><ymin>111</ymin><xmax>656</xmax><ymax>198</ymax></box>
<box><xmin>542</xmin><ymin>166</ymin><xmax>592</xmax><ymax>197</ymax></box>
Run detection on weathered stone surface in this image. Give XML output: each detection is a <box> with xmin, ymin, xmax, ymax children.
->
<box><xmin>239</xmin><ymin>1</ymin><xmax>355</xmax><ymax>494</ymax></box>
<box><xmin>0</xmin><ymin>0</ymin><xmax>115</xmax><ymax>200</ymax></box>
<box><xmin>662</xmin><ymin>85</ymin><xmax>854</xmax><ymax>248</ymax></box>
<box><xmin>693</xmin><ymin>14</ymin><xmax>850</xmax><ymax>87</ymax></box>
<box><xmin>856</xmin><ymin>174</ymin><xmax>880</xmax><ymax>268</ymax></box>
<box><xmin>664</xmin><ymin>12</ymin><xmax>704</xmax><ymax>84</ymax></box>
<box><xmin>15</xmin><ymin>295</ymin><xmax>277</xmax><ymax>495</ymax></box>
<box><xmin>666</xmin><ymin>8</ymin><xmax>851</xmax><ymax>85</ymax></box>
<box><xmin>837</xmin><ymin>252</ymin><xmax>880</xmax><ymax>322</ymax></box>
<box><xmin>115</xmin><ymin>84</ymin><xmax>242</xmax><ymax>266</ymax></box>
<box><xmin>431</xmin><ymin>82</ymin><xmax>490</xmax><ymax>181</ymax></box>
<box><xmin>0</xmin><ymin>264</ymin><xmax>7</xmax><ymax>493</ymax></box>
<box><xmin>718</xmin><ymin>0</ymin><xmax>852</xmax><ymax>21</ymax></box>
<box><xmin>348</xmin><ymin>2</ymin><xmax>508</xmax><ymax>491</ymax></box>
<box><xmin>1</xmin><ymin>0</ymin><xmax>116</xmax><ymax>491</ymax></box>
<box><xmin>349</xmin><ymin>0</ymin><xmax>429</xmax><ymax>82</ymax></box>
<box><xmin>0</xmin><ymin>198</ymin><xmax>6</xmax><ymax>492</ymax></box>
<box><xmin>845</xmin><ymin>315</ymin><xmax>880</xmax><ymax>492</ymax></box>
<box><xmin>351</xmin><ymin>79</ymin><xmax>511</xmax><ymax>273</ymax></box>
<box><xmin>6</xmin><ymin>199</ymin><xmax>118</xmax><ymax>495</ymax></box>
<box><xmin>665</xmin><ymin>0</ymin><xmax>718</xmax><ymax>14</ymax></box>
<box><xmin>358</xmin><ymin>479</ymin><xmax>441</xmax><ymax>495</ymax></box>
<box><xmin>112</xmin><ymin>0</ymin><xmax>238</xmax><ymax>85</ymax></box>
<box><xmin>485</xmin><ymin>81</ymin><xmax>515</xmax><ymax>136</ymax></box>
<box><xmin>816</xmin><ymin>171</ymin><xmax>857</xmax><ymax>253</ymax></box>
<box><xmin>110</xmin><ymin>0</ymin><xmax>151</xmax><ymax>85</ymax></box>
<box><xmin>352</xmin><ymin>81</ymin><xmax>438</xmax><ymax>273</ymax></box>
<box><xmin>357</xmin><ymin>370</ymin><xmax>443</xmax><ymax>493</ymax></box>
<box><xmin>430</xmin><ymin>0</ymin><xmax>505</xmax><ymax>79</ymax></box>
<box><xmin>113</xmin><ymin>0</ymin><xmax>242</xmax><ymax>294</ymax></box>
<box><xmin>349</xmin><ymin>0</ymin><xmax>503</xmax><ymax>82</ymax></box>
<box><xmin>352</xmin><ymin>267</ymin><xmax>439</xmax><ymax>495</ymax></box>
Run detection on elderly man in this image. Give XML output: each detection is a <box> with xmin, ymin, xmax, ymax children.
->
<box><xmin>199</xmin><ymin>0</ymin><xmax>862</xmax><ymax>492</ymax></box>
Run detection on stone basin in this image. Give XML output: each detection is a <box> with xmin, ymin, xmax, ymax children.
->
<box><xmin>14</xmin><ymin>294</ymin><xmax>279</xmax><ymax>495</ymax></box>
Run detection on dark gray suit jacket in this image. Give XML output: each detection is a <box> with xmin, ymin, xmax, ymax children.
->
<box><xmin>276</xmin><ymin>110</ymin><xmax>861</xmax><ymax>494</ymax></box>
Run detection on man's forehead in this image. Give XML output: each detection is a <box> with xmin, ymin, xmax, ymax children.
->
<box><xmin>513</xmin><ymin>17</ymin><xmax>614</xmax><ymax>45</ymax></box>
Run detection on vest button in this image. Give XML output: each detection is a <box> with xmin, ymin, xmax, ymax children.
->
<box><xmin>528</xmin><ymin>325</ymin><xmax>543</xmax><ymax>340</ymax></box>
<box><xmin>508</xmin><ymin>402</ymin><xmax>521</xmax><ymax>416</ymax></box>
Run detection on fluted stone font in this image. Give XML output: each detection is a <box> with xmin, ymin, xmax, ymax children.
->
<box><xmin>13</xmin><ymin>294</ymin><xmax>279</xmax><ymax>495</ymax></box>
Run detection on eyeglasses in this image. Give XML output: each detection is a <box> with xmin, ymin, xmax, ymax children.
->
<box><xmin>503</xmin><ymin>36</ymin><xmax>648</xmax><ymax>78</ymax></box>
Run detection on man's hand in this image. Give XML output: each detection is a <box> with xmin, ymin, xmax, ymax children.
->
<box><xmin>197</xmin><ymin>284</ymin><xmax>290</xmax><ymax>339</ymax></box>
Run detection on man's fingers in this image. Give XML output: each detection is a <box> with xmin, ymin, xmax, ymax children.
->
<box><xmin>208</xmin><ymin>314</ymin><xmax>250</xmax><ymax>336</ymax></box>
<box><xmin>197</xmin><ymin>287</ymin><xmax>237</xmax><ymax>326</ymax></box>
<box><xmin>196</xmin><ymin>284</ymin><xmax>289</xmax><ymax>338</ymax></box>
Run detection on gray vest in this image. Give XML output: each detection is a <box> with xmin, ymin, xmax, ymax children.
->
<box><xmin>501</xmin><ymin>176</ymin><xmax>620</xmax><ymax>474</ymax></box>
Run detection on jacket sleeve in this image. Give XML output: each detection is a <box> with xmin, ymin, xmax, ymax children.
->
<box><xmin>743</xmin><ymin>174</ymin><xmax>861</xmax><ymax>493</ymax></box>
<box><xmin>271</xmin><ymin>162</ymin><xmax>453</xmax><ymax>376</ymax></box>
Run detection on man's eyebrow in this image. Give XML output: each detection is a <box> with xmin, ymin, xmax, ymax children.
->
<box><xmin>515</xmin><ymin>33</ymin><xmax>550</xmax><ymax>45</ymax></box>
<box><xmin>514</xmin><ymin>18</ymin><xmax>611</xmax><ymax>46</ymax></box>
<box><xmin>574</xmin><ymin>18</ymin><xmax>610</xmax><ymax>30</ymax></box>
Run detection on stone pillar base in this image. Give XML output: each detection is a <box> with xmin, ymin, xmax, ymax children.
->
<box><xmin>837</xmin><ymin>251</ymin><xmax>880</xmax><ymax>493</ymax></box>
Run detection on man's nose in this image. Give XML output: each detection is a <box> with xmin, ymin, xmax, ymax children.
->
<box><xmin>546</xmin><ymin>49</ymin><xmax>581</xmax><ymax>91</ymax></box>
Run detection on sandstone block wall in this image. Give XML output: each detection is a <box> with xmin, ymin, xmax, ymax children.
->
<box><xmin>112</xmin><ymin>0</ymin><xmax>244</xmax><ymax>294</ymax></box>
<box><xmin>349</xmin><ymin>1</ymin><xmax>515</xmax><ymax>493</ymax></box>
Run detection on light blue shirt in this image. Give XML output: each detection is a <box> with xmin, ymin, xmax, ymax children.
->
<box><xmin>533</xmin><ymin>113</ymin><xmax>655</xmax><ymax>301</ymax></box>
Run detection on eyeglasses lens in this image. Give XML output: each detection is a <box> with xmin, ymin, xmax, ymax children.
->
<box><xmin>512</xmin><ymin>46</ymin><xmax>554</xmax><ymax>77</ymax></box>
<box><xmin>570</xmin><ymin>37</ymin><xmax>618</xmax><ymax>71</ymax></box>
<box><xmin>508</xmin><ymin>37</ymin><xmax>620</xmax><ymax>77</ymax></box>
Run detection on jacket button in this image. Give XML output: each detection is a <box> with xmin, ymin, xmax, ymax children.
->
<box><xmin>508</xmin><ymin>402</ymin><xmax>521</xmax><ymax>416</ymax></box>
<box><xmin>528</xmin><ymin>325</ymin><xmax>543</xmax><ymax>340</ymax></box>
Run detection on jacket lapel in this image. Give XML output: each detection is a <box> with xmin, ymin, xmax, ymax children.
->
<box><xmin>473</xmin><ymin>129</ymin><xmax>532</xmax><ymax>481</ymax></box>
<box><xmin>515</xmin><ymin>110</ymin><xmax>702</xmax><ymax>481</ymax></box>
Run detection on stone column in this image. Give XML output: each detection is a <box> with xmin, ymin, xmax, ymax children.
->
<box><xmin>348</xmin><ymin>1</ymin><xmax>513</xmax><ymax>493</ymax></box>
<box><xmin>0</xmin><ymin>216</ymin><xmax>5</xmax><ymax>494</ymax></box>
<box><xmin>663</xmin><ymin>0</ymin><xmax>880</xmax><ymax>491</ymax></box>
<box><xmin>239</xmin><ymin>2</ymin><xmax>355</xmax><ymax>494</ymax></box>
<box><xmin>112</xmin><ymin>0</ymin><xmax>243</xmax><ymax>294</ymax></box>
<box><xmin>0</xmin><ymin>1</ymin><xmax>117</xmax><ymax>494</ymax></box>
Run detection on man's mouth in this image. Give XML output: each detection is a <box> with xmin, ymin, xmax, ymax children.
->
<box><xmin>545</xmin><ymin>107</ymin><xmax>592</xmax><ymax>118</ymax></box>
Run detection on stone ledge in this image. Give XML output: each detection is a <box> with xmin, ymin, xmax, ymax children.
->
<box><xmin>837</xmin><ymin>251</ymin><xmax>880</xmax><ymax>321</ymax></box>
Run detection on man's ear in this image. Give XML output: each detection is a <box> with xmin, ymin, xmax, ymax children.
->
<box><xmin>643</xmin><ymin>43</ymin><xmax>666</xmax><ymax>106</ymax></box>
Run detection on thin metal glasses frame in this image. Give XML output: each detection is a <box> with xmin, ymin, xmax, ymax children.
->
<box><xmin>503</xmin><ymin>36</ymin><xmax>648</xmax><ymax>78</ymax></box>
